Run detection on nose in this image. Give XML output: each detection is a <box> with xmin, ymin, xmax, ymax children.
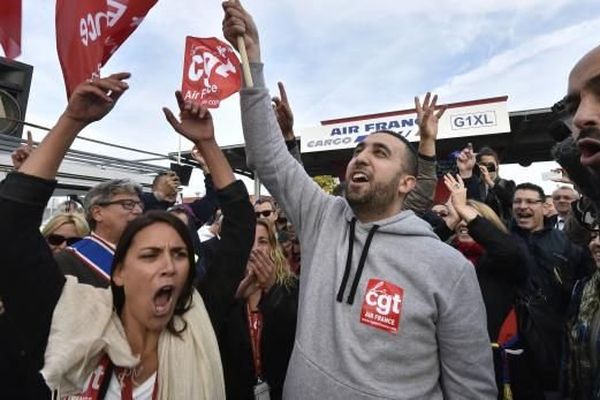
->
<box><xmin>161</xmin><ymin>253</ymin><xmax>177</xmax><ymax>276</ymax></box>
<box><xmin>132</xmin><ymin>203</ymin><xmax>143</xmax><ymax>216</ymax></box>
<box><xmin>572</xmin><ymin>95</ymin><xmax>600</xmax><ymax>138</ymax></box>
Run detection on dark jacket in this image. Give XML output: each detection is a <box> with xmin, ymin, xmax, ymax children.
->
<box><xmin>0</xmin><ymin>172</ymin><xmax>254</xmax><ymax>399</ymax></box>
<box><xmin>511</xmin><ymin>223</ymin><xmax>593</xmax><ymax>391</ymax></box>
<box><xmin>466</xmin><ymin>216</ymin><xmax>527</xmax><ymax>340</ymax></box>
<box><xmin>217</xmin><ymin>281</ymin><xmax>299</xmax><ymax>400</ymax></box>
<box><xmin>464</xmin><ymin>174</ymin><xmax>515</xmax><ymax>224</ymax></box>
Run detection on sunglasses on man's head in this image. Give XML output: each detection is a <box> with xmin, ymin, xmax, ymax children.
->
<box><xmin>46</xmin><ymin>234</ymin><xmax>82</xmax><ymax>246</ymax></box>
<box><xmin>255</xmin><ymin>210</ymin><xmax>273</xmax><ymax>218</ymax></box>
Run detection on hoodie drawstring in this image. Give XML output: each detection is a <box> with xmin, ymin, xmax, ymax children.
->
<box><xmin>336</xmin><ymin>218</ymin><xmax>380</xmax><ymax>305</ymax></box>
<box><xmin>336</xmin><ymin>218</ymin><xmax>356</xmax><ymax>303</ymax></box>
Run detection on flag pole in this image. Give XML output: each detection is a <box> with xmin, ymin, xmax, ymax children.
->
<box><xmin>237</xmin><ymin>36</ymin><xmax>253</xmax><ymax>88</ymax></box>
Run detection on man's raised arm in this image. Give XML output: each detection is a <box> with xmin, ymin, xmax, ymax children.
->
<box><xmin>222</xmin><ymin>0</ymin><xmax>331</xmax><ymax>234</ymax></box>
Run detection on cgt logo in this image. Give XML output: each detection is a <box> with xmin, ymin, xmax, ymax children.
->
<box><xmin>360</xmin><ymin>279</ymin><xmax>404</xmax><ymax>334</ymax></box>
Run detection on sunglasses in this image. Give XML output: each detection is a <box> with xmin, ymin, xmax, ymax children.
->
<box><xmin>46</xmin><ymin>234</ymin><xmax>82</xmax><ymax>246</ymax></box>
<box><xmin>255</xmin><ymin>210</ymin><xmax>273</xmax><ymax>218</ymax></box>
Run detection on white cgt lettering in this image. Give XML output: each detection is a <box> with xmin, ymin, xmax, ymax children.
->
<box><xmin>366</xmin><ymin>290</ymin><xmax>402</xmax><ymax>315</ymax></box>
<box><xmin>79</xmin><ymin>0</ymin><xmax>127</xmax><ymax>47</ymax></box>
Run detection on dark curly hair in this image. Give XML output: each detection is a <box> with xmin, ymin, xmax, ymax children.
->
<box><xmin>110</xmin><ymin>211</ymin><xmax>196</xmax><ymax>335</ymax></box>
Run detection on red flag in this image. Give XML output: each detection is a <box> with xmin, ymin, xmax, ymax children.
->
<box><xmin>55</xmin><ymin>0</ymin><xmax>157</xmax><ymax>96</ymax></box>
<box><xmin>181</xmin><ymin>36</ymin><xmax>241</xmax><ymax>109</ymax></box>
<box><xmin>0</xmin><ymin>0</ymin><xmax>22</xmax><ymax>59</ymax></box>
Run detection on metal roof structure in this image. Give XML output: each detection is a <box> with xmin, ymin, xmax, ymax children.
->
<box><xmin>0</xmin><ymin>133</ymin><xmax>175</xmax><ymax>195</ymax></box>
<box><xmin>172</xmin><ymin>106</ymin><xmax>561</xmax><ymax>179</ymax></box>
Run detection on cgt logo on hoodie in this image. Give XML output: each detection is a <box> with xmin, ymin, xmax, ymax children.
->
<box><xmin>360</xmin><ymin>279</ymin><xmax>403</xmax><ymax>334</ymax></box>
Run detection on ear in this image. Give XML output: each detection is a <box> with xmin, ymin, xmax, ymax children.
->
<box><xmin>397</xmin><ymin>174</ymin><xmax>417</xmax><ymax>195</ymax></box>
<box><xmin>112</xmin><ymin>263</ymin><xmax>125</xmax><ymax>286</ymax></box>
<box><xmin>90</xmin><ymin>205</ymin><xmax>103</xmax><ymax>225</ymax></box>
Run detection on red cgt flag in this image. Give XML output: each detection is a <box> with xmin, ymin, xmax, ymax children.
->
<box><xmin>181</xmin><ymin>36</ymin><xmax>241</xmax><ymax>109</ymax></box>
<box><xmin>0</xmin><ymin>0</ymin><xmax>22</xmax><ymax>59</ymax></box>
<box><xmin>55</xmin><ymin>0</ymin><xmax>157</xmax><ymax>96</ymax></box>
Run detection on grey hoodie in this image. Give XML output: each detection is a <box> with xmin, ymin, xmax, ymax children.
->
<box><xmin>240</xmin><ymin>63</ymin><xmax>496</xmax><ymax>399</ymax></box>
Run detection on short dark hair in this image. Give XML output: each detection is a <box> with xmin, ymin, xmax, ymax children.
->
<box><xmin>152</xmin><ymin>171</ymin><xmax>172</xmax><ymax>189</ymax></box>
<box><xmin>254</xmin><ymin>197</ymin><xmax>275</xmax><ymax>209</ymax></box>
<box><xmin>515</xmin><ymin>182</ymin><xmax>545</xmax><ymax>201</ymax></box>
<box><xmin>110</xmin><ymin>211</ymin><xmax>196</xmax><ymax>336</ymax></box>
<box><xmin>372</xmin><ymin>130</ymin><xmax>418</xmax><ymax>176</ymax></box>
<box><xmin>476</xmin><ymin>146</ymin><xmax>500</xmax><ymax>163</ymax></box>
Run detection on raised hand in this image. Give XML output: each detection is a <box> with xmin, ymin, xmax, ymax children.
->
<box><xmin>456</xmin><ymin>145</ymin><xmax>476</xmax><ymax>177</ymax></box>
<box><xmin>162</xmin><ymin>171</ymin><xmax>181</xmax><ymax>202</ymax></box>
<box><xmin>163</xmin><ymin>91</ymin><xmax>215</xmax><ymax>144</ymax></box>
<box><xmin>272</xmin><ymin>81</ymin><xmax>294</xmax><ymax>140</ymax></box>
<box><xmin>249</xmin><ymin>248</ymin><xmax>276</xmax><ymax>292</ymax></box>
<box><xmin>415</xmin><ymin>92</ymin><xmax>446</xmax><ymax>143</ymax></box>
<box><xmin>11</xmin><ymin>131</ymin><xmax>33</xmax><ymax>170</ymax></box>
<box><xmin>63</xmin><ymin>73</ymin><xmax>130</xmax><ymax>125</ymax></box>
<box><xmin>235</xmin><ymin>270</ymin><xmax>261</xmax><ymax>299</ymax></box>
<box><xmin>191</xmin><ymin>146</ymin><xmax>210</xmax><ymax>174</ymax></box>
<box><xmin>222</xmin><ymin>0</ymin><xmax>260</xmax><ymax>62</ymax></box>
<box><xmin>444</xmin><ymin>173</ymin><xmax>477</xmax><ymax>222</ymax></box>
<box><xmin>479</xmin><ymin>164</ymin><xmax>495</xmax><ymax>188</ymax></box>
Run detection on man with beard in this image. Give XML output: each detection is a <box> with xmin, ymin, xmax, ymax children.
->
<box><xmin>222</xmin><ymin>1</ymin><xmax>496</xmax><ymax>398</ymax></box>
<box><xmin>510</xmin><ymin>182</ymin><xmax>592</xmax><ymax>398</ymax></box>
<box><xmin>553</xmin><ymin>45</ymin><xmax>600</xmax><ymax>230</ymax></box>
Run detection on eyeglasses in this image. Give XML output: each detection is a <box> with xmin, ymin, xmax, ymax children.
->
<box><xmin>46</xmin><ymin>234</ymin><xmax>82</xmax><ymax>246</ymax></box>
<box><xmin>98</xmin><ymin>199</ymin><xmax>144</xmax><ymax>211</ymax></box>
<box><xmin>512</xmin><ymin>199</ymin><xmax>543</xmax><ymax>206</ymax></box>
<box><xmin>255</xmin><ymin>210</ymin><xmax>273</xmax><ymax>218</ymax></box>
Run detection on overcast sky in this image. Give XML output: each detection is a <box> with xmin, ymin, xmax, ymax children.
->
<box><xmin>13</xmin><ymin>0</ymin><xmax>600</xmax><ymax>195</ymax></box>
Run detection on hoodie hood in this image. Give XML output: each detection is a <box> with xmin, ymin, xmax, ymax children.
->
<box><xmin>342</xmin><ymin>203</ymin><xmax>439</xmax><ymax>240</ymax></box>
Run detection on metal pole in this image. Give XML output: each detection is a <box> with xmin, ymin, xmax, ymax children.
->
<box><xmin>254</xmin><ymin>174</ymin><xmax>261</xmax><ymax>199</ymax></box>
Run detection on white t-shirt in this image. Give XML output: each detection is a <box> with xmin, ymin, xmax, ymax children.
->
<box><xmin>104</xmin><ymin>371</ymin><xmax>157</xmax><ymax>399</ymax></box>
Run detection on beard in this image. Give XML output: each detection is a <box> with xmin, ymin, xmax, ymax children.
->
<box><xmin>345</xmin><ymin>174</ymin><xmax>400</xmax><ymax>216</ymax></box>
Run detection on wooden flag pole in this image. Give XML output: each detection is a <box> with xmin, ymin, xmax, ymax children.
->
<box><xmin>237</xmin><ymin>36</ymin><xmax>253</xmax><ymax>88</ymax></box>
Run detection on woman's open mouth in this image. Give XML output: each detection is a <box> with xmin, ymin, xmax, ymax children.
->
<box><xmin>153</xmin><ymin>285</ymin><xmax>175</xmax><ymax>317</ymax></box>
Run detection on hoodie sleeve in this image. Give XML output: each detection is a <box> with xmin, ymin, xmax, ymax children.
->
<box><xmin>437</xmin><ymin>261</ymin><xmax>497</xmax><ymax>399</ymax></box>
<box><xmin>402</xmin><ymin>154</ymin><xmax>436</xmax><ymax>215</ymax></box>
<box><xmin>240</xmin><ymin>63</ymin><xmax>332</xmax><ymax>238</ymax></box>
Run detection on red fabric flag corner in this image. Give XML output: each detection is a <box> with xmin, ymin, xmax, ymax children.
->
<box><xmin>181</xmin><ymin>36</ymin><xmax>242</xmax><ymax>109</ymax></box>
<box><xmin>0</xmin><ymin>0</ymin><xmax>22</xmax><ymax>59</ymax></box>
<box><xmin>55</xmin><ymin>0</ymin><xmax>157</xmax><ymax>97</ymax></box>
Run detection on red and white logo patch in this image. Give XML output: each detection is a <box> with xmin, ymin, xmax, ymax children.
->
<box><xmin>360</xmin><ymin>279</ymin><xmax>404</xmax><ymax>334</ymax></box>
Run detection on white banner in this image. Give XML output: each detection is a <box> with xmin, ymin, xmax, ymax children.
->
<box><xmin>300</xmin><ymin>97</ymin><xmax>510</xmax><ymax>153</ymax></box>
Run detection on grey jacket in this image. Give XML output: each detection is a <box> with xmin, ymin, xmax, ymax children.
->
<box><xmin>240</xmin><ymin>63</ymin><xmax>496</xmax><ymax>400</ymax></box>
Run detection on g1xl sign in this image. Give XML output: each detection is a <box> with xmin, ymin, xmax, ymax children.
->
<box><xmin>299</xmin><ymin>96</ymin><xmax>510</xmax><ymax>153</ymax></box>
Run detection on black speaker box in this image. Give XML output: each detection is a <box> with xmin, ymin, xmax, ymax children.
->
<box><xmin>0</xmin><ymin>57</ymin><xmax>33</xmax><ymax>138</ymax></box>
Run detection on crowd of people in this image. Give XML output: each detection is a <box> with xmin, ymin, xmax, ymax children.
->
<box><xmin>0</xmin><ymin>1</ymin><xmax>600</xmax><ymax>399</ymax></box>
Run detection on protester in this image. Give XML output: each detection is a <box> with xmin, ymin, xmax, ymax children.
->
<box><xmin>223</xmin><ymin>2</ymin><xmax>496</xmax><ymax>398</ymax></box>
<box><xmin>41</xmin><ymin>212</ymin><xmax>89</xmax><ymax>254</ymax></box>
<box><xmin>511</xmin><ymin>182</ymin><xmax>593</xmax><ymax>397</ymax></box>
<box><xmin>544</xmin><ymin>194</ymin><xmax>558</xmax><ymax>218</ymax></box>
<box><xmin>553</xmin><ymin>44</ymin><xmax>600</xmax><ymax>228</ymax></box>
<box><xmin>564</xmin><ymin>225</ymin><xmax>600</xmax><ymax>399</ymax></box>
<box><xmin>457</xmin><ymin>145</ymin><xmax>515</xmax><ymax>224</ymax></box>
<box><xmin>141</xmin><ymin>170</ymin><xmax>181</xmax><ymax>211</ymax></box>
<box><xmin>254</xmin><ymin>197</ymin><xmax>278</xmax><ymax>224</ymax></box>
<box><xmin>0</xmin><ymin>73</ymin><xmax>254</xmax><ymax>399</ymax></box>
<box><xmin>219</xmin><ymin>218</ymin><xmax>298</xmax><ymax>400</ymax></box>
<box><xmin>550</xmin><ymin>186</ymin><xmax>578</xmax><ymax>230</ymax></box>
<box><xmin>444</xmin><ymin>174</ymin><xmax>528</xmax><ymax>397</ymax></box>
<box><xmin>54</xmin><ymin>178</ymin><xmax>144</xmax><ymax>287</ymax></box>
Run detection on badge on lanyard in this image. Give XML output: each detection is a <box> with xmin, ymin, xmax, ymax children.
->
<box><xmin>253</xmin><ymin>380</ymin><xmax>271</xmax><ymax>400</ymax></box>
